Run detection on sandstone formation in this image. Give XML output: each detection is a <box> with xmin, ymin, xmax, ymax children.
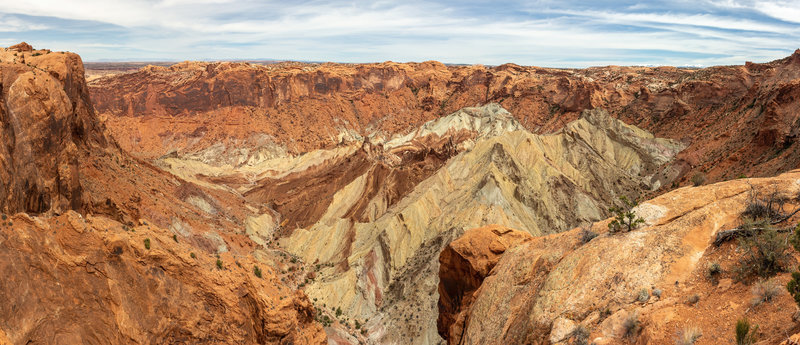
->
<box><xmin>35</xmin><ymin>46</ymin><xmax>800</xmax><ymax>344</ymax></box>
<box><xmin>437</xmin><ymin>225</ymin><xmax>533</xmax><ymax>344</ymax></box>
<box><xmin>90</xmin><ymin>51</ymin><xmax>800</xmax><ymax>185</ymax></box>
<box><xmin>0</xmin><ymin>44</ymin><xmax>326</xmax><ymax>344</ymax></box>
<box><xmin>274</xmin><ymin>105</ymin><xmax>683</xmax><ymax>344</ymax></box>
<box><xmin>439</xmin><ymin>170</ymin><xmax>800</xmax><ymax>345</ymax></box>
<box><xmin>1</xmin><ymin>45</ymin><xmax>107</xmax><ymax>214</ymax></box>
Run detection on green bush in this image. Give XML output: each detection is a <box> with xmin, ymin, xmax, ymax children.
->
<box><xmin>172</xmin><ymin>234</ymin><xmax>178</xmax><ymax>243</ymax></box>
<box><xmin>786</xmin><ymin>271</ymin><xmax>800</xmax><ymax>307</ymax></box>
<box><xmin>190</xmin><ymin>252</ymin><xmax>196</xmax><ymax>259</ymax></box>
<box><xmin>216</xmin><ymin>258</ymin><xmax>223</xmax><ymax>270</ymax></box>
<box><xmin>254</xmin><ymin>265</ymin><xmax>262</xmax><ymax>278</ymax></box>
<box><xmin>144</xmin><ymin>238</ymin><xmax>151</xmax><ymax>250</ymax></box>
<box><xmin>735</xmin><ymin>318</ymin><xmax>758</xmax><ymax>345</ymax></box>
<box><xmin>608</xmin><ymin>196</ymin><xmax>645</xmax><ymax>233</ymax></box>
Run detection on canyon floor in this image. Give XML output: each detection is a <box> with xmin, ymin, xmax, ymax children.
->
<box><xmin>1</xmin><ymin>42</ymin><xmax>800</xmax><ymax>344</ymax></box>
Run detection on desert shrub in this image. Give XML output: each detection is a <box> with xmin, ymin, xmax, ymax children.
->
<box><xmin>336</xmin><ymin>307</ymin><xmax>343</xmax><ymax>317</ymax></box>
<box><xmin>708</xmin><ymin>262</ymin><xmax>722</xmax><ymax>277</ymax></box>
<box><xmin>652</xmin><ymin>288</ymin><xmax>663</xmax><ymax>299</ymax></box>
<box><xmin>787</xmin><ymin>271</ymin><xmax>800</xmax><ymax>308</ymax></box>
<box><xmin>190</xmin><ymin>252</ymin><xmax>196</xmax><ymax>259</ymax></box>
<box><xmin>623</xmin><ymin>312</ymin><xmax>640</xmax><ymax>339</ymax></box>
<box><xmin>144</xmin><ymin>238</ymin><xmax>151</xmax><ymax>250</ymax></box>
<box><xmin>735</xmin><ymin>221</ymin><xmax>789</xmax><ymax>280</ymax></box>
<box><xmin>570</xmin><ymin>324</ymin><xmax>590</xmax><ymax>345</ymax></box>
<box><xmin>691</xmin><ymin>172</ymin><xmax>706</xmax><ymax>186</ymax></box>
<box><xmin>216</xmin><ymin>258</ymin><xmax>223</xmax><ymax>269</ymax></box>
<box><xmin>735</xmin><ymin>318</ymin><xmax>758</xmax><ymax>345</ymax></box>
<box><xmin>751</xmin><ymin>279</ymin><xmax>781</xmax><ymax>306</ymax></box>
<box><xmin>675</xmin><ymin>326</ymin><xmax>702</xmax><ymax>345</ymax></box>
<box><xmin>636</xmin><ymin>288</ymin><xmax>650</xmax><ymax>303</ymax></box>
<box><xmin>608</xmin><ymin>196</ymin><xmax>645</xmax><ymax>233</ymax></box>
<box><xmin>580</xmin><ymin>227</ymin><xmax>598</xmax><ymax>244</ymax></box>
<box><xmin>254</xmin><ymin>265</ymin><xmax>263</xmax><ymax>278</ymax></box>
<box><xmin>686</xmin><ymin>294</ymin><xmax>700</xmax><ymax>305</ymax></box>
<box><xmin>741</xmin><ymin>187</ymin><xmax>790</xmax><ymax>222</ymax></box>
<box><xmin>172</xmin><ymin>234</ymin><xmax>178</xmax><ymax>243</ymax></box>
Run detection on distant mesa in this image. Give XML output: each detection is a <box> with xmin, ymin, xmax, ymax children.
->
<box><xmin>8</xmin><ymin>42</ymin><xmax>33</xmax><ymax>52</ymax></box>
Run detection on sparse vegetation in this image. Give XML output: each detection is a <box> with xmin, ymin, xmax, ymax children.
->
<box><xmin>336</xmin><ymin>306</ymin><xmax>343</xmax><ymax>317</ymax></box>
<box><xmin>652</xmin><ymin>288</ymin><xmax>662</xmax><ymax>299</ymax></box>
<box><xmin>750</xmin><ymin>279</ymin><xmax>781</xmax><ymax>306</ymax></box>
<box><xmin>787</xmin><ymin>271</ymin><xmax>800</xmax><ymax>308</ymax></box>
<box><xmin>216</xmin><ymin>258</ymin><xmax>224</xmax><ymax>269</ymax></box>
<box><xmin>570</xmin><ymin>324</ymin><xmax>590</xmax><ymax>345</ymax></box>
<box><xmin>735</xmin><ymin>318</ymin><xmax>758</xmax><ymax>345</ymax></box>
<box><xmin>172</xmin><ymin>234</ymin><xmax>178</xmax><ymax>243</ymax></box>
<box><xmin>708</xmin><ymin>262</ymin><xmax>722</xmax><ymax>278</ymax></box>
<box><xmin>735</xmin><ymin>220</ymin><xmax>789</xmax><ymax>280</ymax></box>
<box><xmin>675</xmin><ymin>326</ymin><xmax>702</xmax><ymax>345</ymax></box>
<box><xmin>144</xmin><ymin>238</ymin><xmax>151</xmax><ymax>250</ymax></box>
<box><xmin>190</xmin><ymin>252</ymin><xmax>196</xmax><ymax>259</ymax></box>
<box><xmin>691</xmin><ymin>172</ymin><xmax>706</xmax><ymax>186</ymax></box>
<box><xmin>608</xmin><ymin>196</ymin><xmax>645</xmax><ymax>233</ymax></box>
<box><xmin>254</xmin><ymin>265</ymin><xmax>263</xmax><ymax>278</ymax></box>
<box><xmin>686</xmin><ymin>294</ymin><xmax>700</xmax><ymax>305</ymax></box>
<box><xmin>636</xmin><ymin>288</ymin><xmax>650</xmax><ymax>303</ymax></box>
<box><xmin>579</xmin><ymin>226</ymin><xmax>598</xmax><ymax>244</ymax></box>
<box><xmin>623</xmin><ymin>312</ymin><xmax>640</xmax><ymax>340</ymax></box>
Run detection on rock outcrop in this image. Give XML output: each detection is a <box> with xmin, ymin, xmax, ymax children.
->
<box><xmin>439</xmin><ymin>170</ymin><xmax>800</xmax><ymax>345</ymax></box>
<box><xmin>0</xmin><ymin>44</ymin><xmax>327</xmax><ymax>344</ymax></box>
<box><xmin>0</xmin><ymin>211</ymin><xmax>325</xmax><ymax>344</ymax></box>
<box><xmin>1</xmin><ymin>45</ymin><xmax>108</xmax><ymax>214</ymax></box>
<box><xmin>437</xmin><ymin>225</ymin><xmax>532</xmax><ymax>344</ymax></box>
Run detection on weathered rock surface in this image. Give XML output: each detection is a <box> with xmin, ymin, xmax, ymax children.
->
<box><xmin>0</xmin><ymin>44</ymin><xmax>327</xmax><ymax>344</ymax></box>
<box><xmin>0</xmin><ymin>45</ymin><xmax>108</xmax><ymax>214</ymax></box>
<box><xmin>437</xmin><ymin>225</ymin><xmax>532</xmax><ymax>344</ymax></box>
<box><xmin>0</xmin><ymin>211</ymin><xmax>325</xmax><ymax>344</ymax></box>
<box><xmin>440</xmin><ymin>170</ymin><xmax>800</xmax><ymax>345</ymax></box>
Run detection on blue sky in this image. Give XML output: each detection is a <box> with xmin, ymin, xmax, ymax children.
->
<box><xmin>0</xmin><ymin>0</ymin><xmax>798</xmax><ymax>67</ymax></box>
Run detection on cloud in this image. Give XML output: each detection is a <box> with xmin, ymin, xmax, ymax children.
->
<box><xmin>0</xmin><ymin>0</ymin><xmax>797</xmax><ymax>67</ymax></box>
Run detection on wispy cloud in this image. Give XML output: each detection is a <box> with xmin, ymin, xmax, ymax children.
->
<box><xmin>0</xmin><ymin>0</ymin><xmax>797</xmax><ymax>67</ymax></box>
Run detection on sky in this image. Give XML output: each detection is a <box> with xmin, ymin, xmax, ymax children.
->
<box><xmin>0</xmin><ymin>0</ymin><xmax>798</xmax><ymax>67</ymax></box>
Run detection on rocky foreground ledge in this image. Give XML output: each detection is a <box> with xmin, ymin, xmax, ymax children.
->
<box><xmin>439</xmin><ymin>170</ymin><xmax>800</xmax><ymax>344</ymax></box>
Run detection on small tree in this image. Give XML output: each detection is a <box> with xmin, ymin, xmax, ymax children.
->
<box><xmin>608</xmin><ymin>196</ymin><xmax>645</xmax><ymax>233</ymax></box>
<box><xmin>735</xmin><ymin>221</ymin><xmax>789</xmax><ymax>280</ymax></box>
